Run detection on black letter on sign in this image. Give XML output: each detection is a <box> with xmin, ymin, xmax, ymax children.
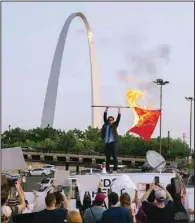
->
<box><xmin>92</xmin><ymin>191</ymin><xmax>97</xmax><ymax>198</ymax></box>
<box><xmin>104</xmin><ymin>179</ymin><xmax>111</xmax><ymax>187</ymax></box>
<box><xmin>120</xmin><ymin>188</ymin><xmax>125</xmax><ymax>196</ymax></box>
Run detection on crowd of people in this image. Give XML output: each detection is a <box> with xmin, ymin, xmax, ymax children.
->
<box><xmin>1</xmin><ymin>173</ymin><xmax>194</xmax><ymax>223</ymax></box>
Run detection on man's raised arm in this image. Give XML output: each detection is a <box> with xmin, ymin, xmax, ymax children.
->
<box><xmin>104</xmin><ymin>106</ymin><xmax>109</xmax><ymax>123</ymax></box>
<box><xmin>115</xmin><ymin>107</ymin><xmax>121</xmax><ymax>126</ymax></box>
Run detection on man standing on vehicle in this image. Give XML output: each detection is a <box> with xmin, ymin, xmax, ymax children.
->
<box><xmin>101</xmin><ymin>106</ymin><xmax>121</xmax><ymax>173</ymax></box>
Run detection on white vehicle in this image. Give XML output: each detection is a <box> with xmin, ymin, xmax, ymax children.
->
<box><xmin>39</xmin><ymin>178</ymin><xmax>55</xmax><ymax>191</ymax></box>
<box><xmin>80</xmin><ymin>168</ymin><xmax>101</xmax><ymax>175</ymax></box>
<box><xmin>21</xmin><ymin>146</ymin><xmax>36</xmax><ymax>151</ymax></box>
<box><xmin>42</xmin><ymin>165</ymin><xmax>56</xmax><ymax>173</ymax></box>
<box><xmin>28</xmin><ymin>168</ymin><xmax>51</xmax><ymax>177</ymax></box>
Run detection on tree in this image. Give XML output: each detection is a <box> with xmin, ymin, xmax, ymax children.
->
<box><xmin>1</xmin><ymin>127</ymin><xmax>190</xmax><ymax>158</ymax></box>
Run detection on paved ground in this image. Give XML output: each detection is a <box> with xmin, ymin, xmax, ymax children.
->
<box><xmin>22</xmin><ymin>169</ymin><xmax>141</xmax><ymax>192</ymax></box>
<box><xmin>23</xmin><ymin>174</ymin><xmax>54</xmax><ymax>192</ymax></box>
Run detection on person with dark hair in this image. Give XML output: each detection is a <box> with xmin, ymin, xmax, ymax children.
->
<box><xmin>172</xmin><ymin>194</ymin><xmax>190</xmax><ymax>223</ymax></box>
<box><xmin>166</xmin><ymin>183</ymin><xmax>176</xmax><ymax>201</ymax></box>
<box><xmin>136</xmin><ymin>184</ymin><xmax>156</xmax><ymax>223</ymax></box>
<box><xmin>76</xmin><ymin>181</ymin><xmax>103</xmax><ymax>221</ymax></box>
<box><xmin>101</xmin><ymin>192</ymin><xmax>132</xmax><ymax>223</ymax></box>
<box><xmin>55</xmin><ymin>191</ymin><xmax>65</xmax><ymax>208</ymax></box>
<box><xmin>84</xmin><ymin>193</ymin><xmax>106</xmax><ymax>223</ymax></box>
<box><xmin>32</xmin><ymin>192</ymin><xmax>68</xmax><ymax>223</ymax></box>
<box><xmin>101</xmin><ymin>106</ymin><xmax>121</xmax><ymax>173</ymax></box>
<box><xmin>141</xmin><ymin>182</ymin><xmax>174</xmax><ymax>223</ymax></box>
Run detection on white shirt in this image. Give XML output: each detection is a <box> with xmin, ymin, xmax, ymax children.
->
<box><xmin>22</xmin><ymin>204</ymin><xmax>35</xmax><ymax>214</ymax></box>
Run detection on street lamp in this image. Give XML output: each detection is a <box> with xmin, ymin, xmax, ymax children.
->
<box><xmin>8</xmin><ymin>125</ymin><xmax>11</xmax><ymax>144</ymax></box>
<box><xmin>153</xmin><ymin>79</ymin><xmax>169</xmax><ymax>154</ymax></box>
<box><xmin>185</xmin><ymin>97</ymin><xmax>194</xmax><ymax>155</ymax></box>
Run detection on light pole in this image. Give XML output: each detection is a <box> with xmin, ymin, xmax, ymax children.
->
<box><xmin>8</xmin><ymin>125</ymin><xmax>11</xmax><ymax>144</ymax></box>
<box><xmin>185</xmin><ymin>97</ymin><xmax>194</xmax><ymax>155</ymax></box>
<box><xmin>167</xmin><ymin>130</ymin><xmax>170</xmax><ymax>161</ymax></box>
<box><xmin>153</xmin><ymin>79</ymin><xmax>169</xmax><ymax>154</ymax></box>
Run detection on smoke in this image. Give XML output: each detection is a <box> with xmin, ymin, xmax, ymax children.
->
<box><xmin>117</xmin><ymin>69</ymin><xmax>135</xmax><ymax>82</ymax></box>
<box><xmin>117</xmin><ymin>34</ymin><xmax>171</xmax><ymax>107</ymax></box>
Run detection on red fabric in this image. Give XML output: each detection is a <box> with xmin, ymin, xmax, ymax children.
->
<box><xmin>95</xmin><ymin>193</ymin><xmax>106</xmax><ymax>202</ymax></box>
<box><xmin>128</xmin><ymin>107</ymin><xmax>161</xmax><ymax>141</ymax></box>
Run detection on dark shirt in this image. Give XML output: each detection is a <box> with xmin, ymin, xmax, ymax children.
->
<box><xmin>101</xmin><ymin>206</ymin><xmax>132</xmax><ymax>223</ymax></box>
<box><xmin>142</xmin><ymin>201</ymin><xmax>174</xmax><ymax>223</ymax></box>
<box><xmin>101</xmin><ymin>112</ymin><xmax>121</xmax><ymax>142</ymax></box>
<box><xmin>33</xmin><ymin>208</ymin><xmax>67</xmax><ymax>223</ymax></box>
<box><xmin>136</xmin><ymin>206</ymin><xmax>147</xmax><ymax>223</ymax></box>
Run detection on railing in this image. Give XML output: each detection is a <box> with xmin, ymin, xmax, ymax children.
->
<box><xmin>22</xmin><ymin>149</ymin><xmax>147</xmax><ymax>159</ymax></box>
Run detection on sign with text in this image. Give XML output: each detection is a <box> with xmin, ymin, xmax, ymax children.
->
<box><xmin>78</xmin><ymin>173</ymin><xmax>176</xmax><ymax>207</ymax></box>
<box><xmin>54</xmin><ymin>170</ymin><xmax>70</xmax><ymax>186</ymax></box>
<box><xmin>78</xmin><ymin>174</ymin><xmax>137</xmax><ymax>207</ymax></box>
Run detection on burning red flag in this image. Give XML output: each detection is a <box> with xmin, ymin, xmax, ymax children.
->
<box><xmin>126</xmin><ymin>89</ymin><xmax>161</xmax><ymax>141</ymax></box>
<box><xmin>128</xmin><ymin>107</ymin><xmax>161</xmax><ymax>141</ymax></box>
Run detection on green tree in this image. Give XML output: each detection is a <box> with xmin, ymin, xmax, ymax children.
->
<box><xmin>1</xmin><ymin>127</ymin><xmax>190</xmax><ymax>158</ymax></box>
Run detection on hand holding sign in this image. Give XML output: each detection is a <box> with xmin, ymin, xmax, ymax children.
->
<box><xmin>15</xmin><ymin>181</ymin><xmax>20</xmax><ymax>190</ymax></box>
<box><xmin>98</xmin><ymin>181</ymin><xmax>103</xmax><ymax>188</ymax></box>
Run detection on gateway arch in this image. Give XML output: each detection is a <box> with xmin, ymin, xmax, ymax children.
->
<box><xmin>41</xmin><ymin>12</ymin><xmax>101</xmax><ymax>128</ymax></box>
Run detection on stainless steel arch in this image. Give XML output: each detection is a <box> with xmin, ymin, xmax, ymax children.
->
<box><xmin>41</xmin><ymin>12</ymin><xmax>101</xmax><ymax>128</ymax></box>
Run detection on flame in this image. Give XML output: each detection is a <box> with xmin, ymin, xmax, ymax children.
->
<box><xmin>126</xmin><ymin>89</ymin><xmax>145</xmax><ymax>125</ymax></box>
<box><xmin>126</xmin><ymin>89</ymin><xmax>161</xmax><ymax>141</ymax></box>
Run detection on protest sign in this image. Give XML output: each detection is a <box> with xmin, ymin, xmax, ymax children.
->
<box><xmin>77</xmin><ymin>175</ymin><xmax>101</xmax><ymax>192</ymax></box>
<box><xmin>78</xmin><ymin>173</ymin><xmax>174</xmax><ymax>206</ymax></box>
<box><xmin>78</xmin><ymin>174</ymin><xmax>133</xmax><ymax>207</ymax></box>
<box><xmin>111</xmin><ymin>174</ymin><xmax>138</xmax><ymax>200</ymax></box>
<box><xmin>2</xmin><ymin>147</ymin><xmax>27</xmax><ymax>171</ymax></box>
<box><xmin>54</xmin><ymin>170</ymin><xmax>70</xmax><ymax>186</ymax></box>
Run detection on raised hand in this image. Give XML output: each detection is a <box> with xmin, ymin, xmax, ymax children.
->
<box><xmin>98</xmin><ymin>181</ymin><xmax>103</xmax><ymax>188</ymax></box>
<box><xmin>189</xmin><ymin>209</ymin><xmax>195</xmax><ymax>215</ymax></box>
<box><xmin>150</xmin><ymin>181</ymin><xmax>155</xmax><ymax>189</ymax></box>
<box><xmin>15</xmin><ymin>181</ymin><xmax>20</xmax><ymax>189</ymax></box>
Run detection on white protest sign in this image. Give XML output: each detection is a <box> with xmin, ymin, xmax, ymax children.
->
<box><xmin>2</xmin><ymin>147</ymin><xmax>27</xmax><ymax>171</ymax></box>
<box><xmin>78</xmin><ymin>174</ymin><xmax>129</xmax><ymax>207</ymax></box>
<box><xmin>78</xmin><ymin>173</ymin><xmax>176</xmax><ymax>207</ymax></box>
<box><xmin>54</xmin><ymin>170</ymin><xmax>70</xmax><ymax>186</ymax></box>
<box><xmin>77</xmin><ymin>175</ymin><xmax>101</xmax><ymax>198</ymax></box>
<box><xmin>111</xmin><ymin>174</ymin><xmax>138</xmax><ymax>200</ymax></box>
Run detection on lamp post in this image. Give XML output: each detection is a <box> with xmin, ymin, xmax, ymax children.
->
<box><xmin>185</xmin><ymin>97</ymin><xmax>194</xmax><ymax>155</ymax></box>
<box><xmin>167</xmin><ymin>130</ymin><xmax>170</xmax><ymax>161</ymax></box>
<box><xmin>8</xmin><ymin>125</ymin><xmax>11</xmax><ymax>144</ymax></box>
<box><xmin>153</xmin><ymin>79</ymin><xmax>169</xmax><ymax>154</ymax></box>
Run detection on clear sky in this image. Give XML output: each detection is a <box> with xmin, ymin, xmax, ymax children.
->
<box><xmin>2</xmin><ymin>2</ymin><xmax>194</xmax><ymax>148</ymax></box>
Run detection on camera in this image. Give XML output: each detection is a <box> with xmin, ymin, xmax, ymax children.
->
<box><xmin>154</xmin><ymin>176</ymin><xmax>160</xmax><ymax>185</ymax></box>
<box><xmin>7</xmin><ymin>178</ymin><xmax>18</xmax><ymax>188</ymax></box>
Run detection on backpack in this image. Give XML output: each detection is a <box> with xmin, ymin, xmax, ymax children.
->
<box><xmin>173</xmin><ymin>212</ymin><xmax>189</xmax><ymax>222</ymax></box>
<box><xmin>90</xmin><ymin>208</ymin><xmax>101</xmax><ymax>223</ymax></box>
